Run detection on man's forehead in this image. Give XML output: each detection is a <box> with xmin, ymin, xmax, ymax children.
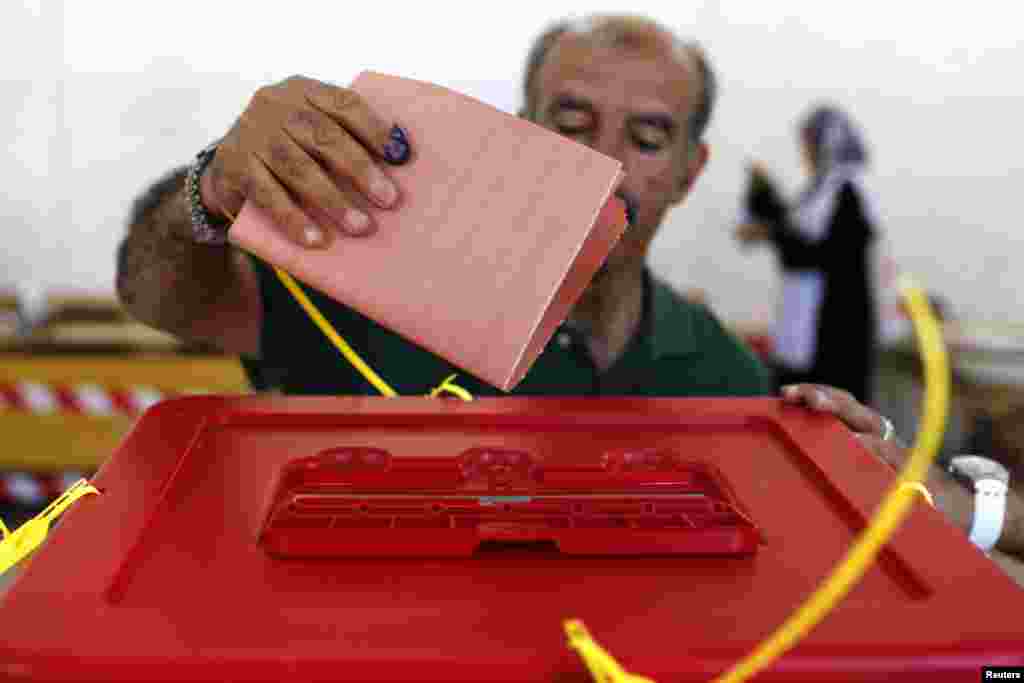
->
<box><xmin>536</xmin><ymin>31</ymin><xmax>698</xmax><ymax>115</ymax></box>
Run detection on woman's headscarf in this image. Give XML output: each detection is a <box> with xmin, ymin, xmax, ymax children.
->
<box><xmin>801</xmin><ymin>105</ymin><xmax>868</xmax><ymax>175</ymax></box>
<box><xmin>794</xmin><ymin>105</ymin><xmax>874</xmax><ymax>238</ymax></box>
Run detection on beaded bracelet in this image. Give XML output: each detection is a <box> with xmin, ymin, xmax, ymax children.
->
<box><xmin>185</xmin><ymin>141</ymin><xmax>231</xmax><ymax>245</ymax></box>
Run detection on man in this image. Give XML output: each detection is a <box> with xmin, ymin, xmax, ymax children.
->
<box><xmin>116</xmin><ymin>15</ymin><xmax>1023</xmax><ymax>565</ymax></box>
<box><xmin>116</xmin><ymin>14</ymin><xmax>769</xmax><ymax>397</ymax></box>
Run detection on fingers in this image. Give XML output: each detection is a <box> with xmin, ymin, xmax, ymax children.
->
<box><xmin>853</xmin><ymin>433</ymin><xmax>906</xmax><ymax>470</ymax></box>
<box><xmin>201</xmin><ymin>153</ymin><xmax>244</xmax><ymax>220</ymax></box>
<box><xmin>255</xmin><ymin>136</ymin><xmax>375</xmax><ymax>239</ymax></box>
<box><xmin>784</xmin><ymin>384</ymin><xmax>914</xmax><ymax>473</ymax></box>
<box><xmin>781</xmin><ymin>383</ymin><xmax>840</xmax><ymax>412</ymax></box>
<box><xmin>240</xmin><ymin>154</ymin><xmax>331</xmax><ymax>248</ymax></box>
<box><xmin>283</xmin><ymin>108</ymin><xmax>399</xmax><ymax>210</ymax></box>
<box><xmin>304</xmin><ymin>81</ymin><xmax>411</xmax><ymax>165</ymax></box>
<box><xmin>780</xmin><ymin>383</ymin><xmax>882</xmax><ymax>435</ymax></box>
<box><xmin>782</xmin><ymin>384</ymin><xmax>914</xmax><ymax>474</ymax></box>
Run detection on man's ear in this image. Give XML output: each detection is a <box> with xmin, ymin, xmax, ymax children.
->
<box><xmin>671</xmin><ymin>142</ymin><xmax>710</xmax><ymax>204</ymax></box>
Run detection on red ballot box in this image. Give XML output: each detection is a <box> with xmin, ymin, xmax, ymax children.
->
<box><xmin>2</xmin><ymin>396</ymin><xmax>1023</xmax><ymax>681</ymax></box>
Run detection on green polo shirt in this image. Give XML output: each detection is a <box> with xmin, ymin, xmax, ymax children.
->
<box><xmin>245</xmin><ymin>257</ymin><xmax>771</xmax><ymax>397</ymax></box>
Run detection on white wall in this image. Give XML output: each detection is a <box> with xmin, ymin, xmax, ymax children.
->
<box><xmin>3</xmin><ymin>0</ymin><xmax>1022</xmax><ymax>325</ymax></box>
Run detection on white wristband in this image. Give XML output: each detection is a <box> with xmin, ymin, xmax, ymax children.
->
<box><xmin>968</xmin><ymin>479</ymin><xmax>1008</xmax><ymax>553</ymax></box>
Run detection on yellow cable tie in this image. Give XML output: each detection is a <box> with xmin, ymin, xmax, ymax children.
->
<box><xmin>711</xmin><ymin>276</ymin><xmax>949</xmax><ymax>682</ymax></box>
<box><xmin>272</xmin><ymin>267</ymin><xmax>398</xmax><ymax>398</ymax></box>
<box><xmin>223</xmin><ymin>206</ymin><xmax>469</xmax><ymax>401</ymax></box>
<box><xmin>897</xmin><ymin>481</ymin><xmax>935</xmax><ymax>508</ymax></box>
<box><xmin>564</xmin><ymin>620</ymin><xmax>656</xmax><ymax>683</ymax></box>
<box><xmin>0</xmin><ymin>478</ymin><xmax>99</xmax><ymax>575</ymax></box>
<box><xmin>220</xmin><ymin>206</ymin><xmax>398</xmax><ymax>397</ymax></box>
<box><xmin>428</xmin><ymin>374</ymin><xmax>474</xmax><ymax>402</ymax></box>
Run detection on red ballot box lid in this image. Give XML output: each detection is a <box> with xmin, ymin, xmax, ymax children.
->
<box><xmin>2</xmin><ymin>396</ymin><xmax>1023</xmax><ymax>682</ymax></box>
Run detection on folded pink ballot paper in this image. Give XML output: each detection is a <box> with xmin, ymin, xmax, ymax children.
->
<box><xmin>230</xmin><ymin>71</ymin><xmax>627</xmax><ymax>391</ymax></box>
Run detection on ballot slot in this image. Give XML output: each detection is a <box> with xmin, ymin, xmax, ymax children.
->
<box><xmin>257</xmin><ymin>445</ymin><xmax>762</xmax><ymax>557</ymax></box>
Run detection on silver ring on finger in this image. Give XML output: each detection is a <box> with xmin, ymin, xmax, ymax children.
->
<box><xmin>880</xmin><ymin>415</ymin><xmax>896</xmax><ymax>443</ymax></box>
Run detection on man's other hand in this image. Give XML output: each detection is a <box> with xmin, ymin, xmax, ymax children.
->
<box><xmin>781</xmin><ymin>383</ymin><xmax>907</xmax><ymax>469</ymax></box>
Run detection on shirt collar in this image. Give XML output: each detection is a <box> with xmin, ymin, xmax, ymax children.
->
<box><xmin>560</xmin><ymin>269</ymin><xmax>700</xmax><ymax>360</ymax></box>
<box><xmin>646</xmin><ymin>269</ymin><xmax>699</xmax><ymax>359</ymax></box>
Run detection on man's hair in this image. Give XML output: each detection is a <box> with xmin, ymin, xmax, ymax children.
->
<box><xmin>521</xmin><ymin>14</ymin><xmax>717</xmax><ymax>145</ymax></box>
<box><xmin>126</xmin><ymin>165</ymin><xmax>188</xmax><ymax>232</ymax></box>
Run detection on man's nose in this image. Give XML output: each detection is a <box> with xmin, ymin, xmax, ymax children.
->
<box><xmin>589</xmin><ymin>136</ymin><xmax>636</xmax><ymax>225</ymax></box>
<box><xmin>589</xmin><ymin>129</ymin><xmax>628</xmax><ymax>165</ymax></box>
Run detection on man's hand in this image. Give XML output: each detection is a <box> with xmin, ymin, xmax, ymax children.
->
<box><xmin>201</xmin><ymin>75</ymin><xmax>412</xmax><ymax>248</ymax></box>
<box><xmin>117</xmin><ymin>75</ymin><xmax>415</xmax><ymax>356</ymax></box>
<box><xmin>780</xmin><ymin>383</ymin><xmax>905</xmax><ymax>468</ymax></box>
<box><xmin>781</xmin><ymin>383</ymin><xmax>1024</xmax><ymax>563</ymax></box>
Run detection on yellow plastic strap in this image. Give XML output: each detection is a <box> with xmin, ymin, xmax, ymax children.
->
<box><xmin>272</xmin><ymin>268</ymin><xmax>474</xmax><ymax>401</ymax></box>
<box><xmin>428</xmin><ymin>374</ymin><xmax>474</xmax><ymax>402</ymax></box>
<box><xmin>566</xmin><ymin>276</ymin><xmax>948</xmax><ymax>683</ymax></box>
<box><xmin>272</xmin><ymin>267</ymin><xmax>400</xmax><ymax>398</ymax></box>
<box><xmin>220</xmin><ymin>205</ymin><xmax>473</xmax><ymax>402</ymax></box>
<box><xmin>711</xmin><ymin>275</ymin><xmax>949</xmax><ymax>682</ymax></box>
<box><xmin>898</xmin><ymin>481</ymin><xmax>935</xmax><ymax>508</ymax></box>
<box><xmin>216</xmin><ymin>207</ymin><xmax>394</xmax><ymax>397</ymax></box>
<box><xmin>564</xmin><ymin>620</ymin><xmax>656</xmax><ymax>683</ymax></box>
<box><xmin>0</xmin><ymin>478</ymin><xmax>99</xmax><ymax>575</ymax></box>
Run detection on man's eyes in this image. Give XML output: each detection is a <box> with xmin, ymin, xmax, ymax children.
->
<box><xmin>631</xmin><ymin>125</ymin><xmax>669</xmax><ymax>152</ymax></box>
<box><xmin>553</xmin><ymin>110</ymin><xmax>591</xmax><ymax>134</ymax></box>
<box><xmin>557</xmin><ymin>125</ymin><xmax>589</xmax><ymax>137</ymax></box>
<box><xmin>550</xmin><ymin>116</ymin><xmax>672</xmax><ymax>152</ymax></box>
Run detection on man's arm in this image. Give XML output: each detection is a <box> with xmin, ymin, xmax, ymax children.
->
<box><xmin>783</xmin><ymin>383</ymin><xmax>1024</xmax><ymax>560</ymax></box>
<box><xmin>998</xmin><ymin>489</ymin><xmax>1024</xmax><ymax>558</ymax></box>
<box><xmin>116</xmin><ymin>166</ymin><xmax>262</xmax><ymax>355</ymax></box>
<box><xmin>913</xmin><ymin>453</ymin><xmax>1024</xmax><ymax>558</ymax></box>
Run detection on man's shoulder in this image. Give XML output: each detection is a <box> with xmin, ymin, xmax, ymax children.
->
<box><xmin>649</xmin><ymin>275</ymin><xmax>772</xmax><ymax>396</ymax></box>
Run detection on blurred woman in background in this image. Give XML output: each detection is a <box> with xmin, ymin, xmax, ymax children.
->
<box><xmin>737</xmin><ymin>105</ymin><xmax>879</xmax><ymax>404</ymax></box>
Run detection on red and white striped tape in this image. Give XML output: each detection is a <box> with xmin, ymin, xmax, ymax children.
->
<box><xmin>0</xmin><ymin>382</ymin><xmax>212</xmax><ymax>506</ymax></box>
<box><xmin>0</xmin><ymin>382</ymin><xmax>201</xmax><ymax>417</ymax></box>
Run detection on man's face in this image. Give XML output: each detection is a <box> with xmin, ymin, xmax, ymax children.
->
<box><xmin>531</xmin><ymin>32</ymin><xmax>708</xmax><ymax>274</ymax></box>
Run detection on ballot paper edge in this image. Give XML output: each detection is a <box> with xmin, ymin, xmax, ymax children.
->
<box><xmin>504</xmin><ymin>172</ymin><xmax>628</xmax><ymax>390</ymax></box>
